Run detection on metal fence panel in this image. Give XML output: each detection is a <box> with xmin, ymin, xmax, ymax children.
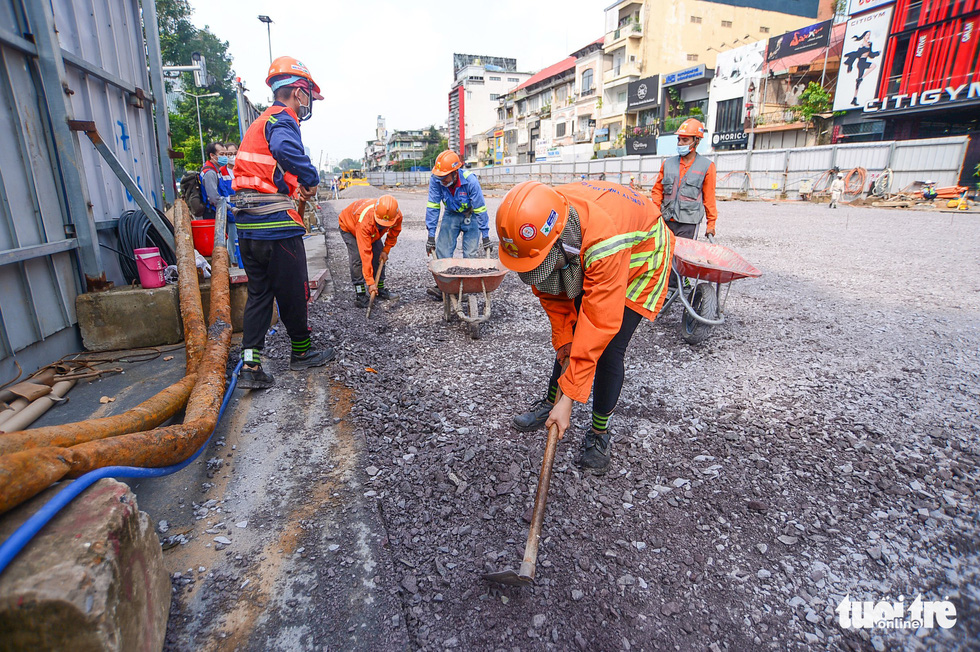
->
<box><xmin>1</xmin><ymin>0</ymin><xmax>166</xmax><ymax>378</ymax></box>
<box><xmin>891</xmin><ymin>137</ymin><xmax>967</xmax><ymax>190</ymax></box>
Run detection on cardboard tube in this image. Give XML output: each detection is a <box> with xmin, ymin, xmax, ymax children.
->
<box><xmin>0</xmin><ymin>380</ymin><xmax>76</xmax><ymax>434</ymax></box>
<box><xmin>0</xmin><ymin>398</ymin><xmax>30</xmax><ymax>428</ymax></box>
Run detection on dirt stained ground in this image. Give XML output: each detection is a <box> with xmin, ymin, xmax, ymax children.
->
<box><xmin>151</xmin><ymin>184</ymin><xmax>977</xmax><ymax>651</ymax></box>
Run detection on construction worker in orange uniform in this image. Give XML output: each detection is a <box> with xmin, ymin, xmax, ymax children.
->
<box><xmin>498</xmin><ymin>180</ymin><xmax>674</xmax><ymax>474</ymax></box>
<box><xmin>232</xmin><ymin>56</ymin><xmax>334</xmax><ymax>390</ymax></box>
<box><xmin>338</xmin><ymin>195</ymin><xmax>402</xmax><ymax>308</ymax></box>
<box><xmin>650</xmin><ymin>118</ymin><xmax>717</xmax><ymax>242</ymax></box>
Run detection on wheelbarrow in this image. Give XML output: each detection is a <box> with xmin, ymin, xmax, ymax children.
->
<box><xmin>428</xmin><ymin>258</ymin><xmax>509</xmax><ymax>339</ymax></box>
<box><xmin>662</xmin><ymin>237</ymin><xmax>762</xmax><ymax>344</ymax></box>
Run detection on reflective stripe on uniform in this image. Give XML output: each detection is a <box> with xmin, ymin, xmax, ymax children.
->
<box><xmin>358</xmin><ymin>204</ymin><xmax>373</xmax><ymax>222</ymax></box>
<box><xmin>583</xmin><ymin>230</ymin><xmax>653</xmax><ymax>268</ymax></box>
<box><xmin>236</xmin><ymin>220</ymin><xmax>302</xmax><ymax>230</ymax></box>
<box><xmin>233</xmin><ymin>175</ymin><xmax>278</xmax><ymax>193</ymax></box>
<box><xmin>472</xmin><ymin>206</ymin><xmax>487</xmax><ymax>213</ymax></box>
<box><xmin>235</xmin><ymin>151</ymin><xmax>278</xmax><ymax>166</ymax></box>
<box><xmin>426</xmin><ymin>201</ymin><xmax>441</xmax><ymax>209</ymax></box>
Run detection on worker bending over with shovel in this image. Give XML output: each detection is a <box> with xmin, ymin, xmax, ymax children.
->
<box><xmin>338</xmin><ymin>195</ymin><xmax>402</xmax><ymax>307</ymax></box>
<box><xmin>498</xmin><ymin>180</ymin><xmax>674</xmax><ymax>474</ymax></box>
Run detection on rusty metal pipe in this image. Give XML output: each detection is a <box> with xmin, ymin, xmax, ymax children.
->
<box><xmin>176</xmin><ymin>199</ymin><xmax>206</xmax><ymax>374</ymax></box>
<box><xmin>65</xmin><ymin>245</ymin><xmax>231</xmax><ymax>475</ymax></box>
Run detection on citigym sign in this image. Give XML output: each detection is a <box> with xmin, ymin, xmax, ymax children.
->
<box><xmin>863</xmin><ymin>82</ymin><xmax>980</xmax><ymax>113</ymax></box>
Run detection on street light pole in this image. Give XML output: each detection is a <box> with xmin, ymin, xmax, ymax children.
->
<box><xmin>258</xmin><ymin>15</ymin><xmax>273</xmax><ymax>66</ymax></box>
<box><xmin>178</xmin><ymin>90</ymin><xmax>220</xmax><ymax>164</ymax></box>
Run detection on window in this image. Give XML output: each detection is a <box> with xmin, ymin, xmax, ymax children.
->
<box><xmin>490</xmin><ymin>93</ymin><xmax>500</xmax><ymax>101</ymax></box>
<box><xmin>581</xmin><ymin>68</ymin><xmax>594</xmax><ymax>92</ymax></box>
<box><xmin>489</xmin><ymin>76</ymin><xmax>501</xmax><ymax>81</ymax></box>
<box><xmin>556</xmin><ymin>122</ymin><xmax>567</xmax><ymax>138</ymax></box>
<box><xmin>687</xmin><ymin>54</ymin><xmax>699</xmax><ymax>61</ymax></box>
<box><xmin>617</xmin><ymin>91</ymin><xmax>627</xmax><ymax>103</ymax></box>
<box><xmin>716</xmin><ymin>97</ymin><xmax>743</xmax><ymax>133</ymax></box>
<box><xmin>721</xmin><ymin>20</ymin><xmax>732</xmax><ymax>28</ymax></box>
<box><xmin>508</xmin><ymin>77</ymin><xmax>520</xmax><ymax>83</ymax></box>
<box><xmin>690</xmin><ymin>16</ymin><xmax>701</xmax><ymax>24</ymax></box>
<box><xmin>466</xmin><ymin>91</ymin><xmax>472</xmax><ymax>99</ymax></box>
<box><xmin>760</xmin><ymin>26</ymin><xmax>770</xmax><ymax>33</ymax></box>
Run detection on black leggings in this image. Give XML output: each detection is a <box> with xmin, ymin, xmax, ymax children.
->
<box><xmin>240</xmin><ymin>235</ymin><xmax>311</xmax><ymax>351</ymax></box>
<box><xmin>546</xmin><ymin>305</ymin><xmax>643</xmax><ymax>423</ymax></box>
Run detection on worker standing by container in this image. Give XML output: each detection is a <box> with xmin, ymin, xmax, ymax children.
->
<box><xmin>199</xmin><ymin>142</ymin><xmax>226</xmax><ymax>219</ymax></box>
<box><xmin>339</xmin><ymin>195</ymin><xmax>402</xmax><ymax>307</ymax></box>
<box><xmin>424</xmin><ymin>150</ymin><xmax>492</xmax><ymax>299</ymax></box>
<box><xmin>498</xmin><ymin>180</ymin><xmax>674</xmax><ymax>474</ymax></box>
<box><xmin>232</xmin><ymin>56</ymin><xmax>334</xmax><ymax>389</ymax></box>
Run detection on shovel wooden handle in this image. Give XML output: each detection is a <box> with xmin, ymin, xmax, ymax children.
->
<box><xmin>366</xmin><ymin>260</ymin><xmax>386</xmax><ymax>319</ymax></box>
<box><xmin>518</xmin><ymin>419</ymin><xmax>561</xmax><ymax>581</ymax></box>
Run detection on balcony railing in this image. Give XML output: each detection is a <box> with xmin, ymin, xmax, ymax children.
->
<box><xmin>574</xmin><ymin>130</ymin><xmax>593</xmax><ymax>143</ymax></box>
<box><xmin>580</xmin><ymin>87</ymin><xmax>596</xmax><ymax>97</ymax></box>
<box><xmin>752</xmin><ymin>109</ymin><xmax>802</xmax><ymax>127</ymax></box>
<box><xmin>603</xmin><ymin>62</ymin><xmax>641</xmax><ymax>84</ymax></box>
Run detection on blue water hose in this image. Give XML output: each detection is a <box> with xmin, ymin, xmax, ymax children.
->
<box><xmin>0</xmin><ymin>358</ymin><xmax>244</xmax><ymax>575</ymax></box>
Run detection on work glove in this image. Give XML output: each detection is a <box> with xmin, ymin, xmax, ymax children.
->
<box><xmin>379</xmin><ymin>250</ymin><xmax>389</xmax><ymax>264</ymax></box>
<box><xmin>426</xmin><ymin>236</ymin><xmax>436</xmax><ymax>256</ymax></box>
<box><xmin>368</xmin><ymin>284</ymin><xmax>378</xmax><ymax>299</ymax></box>
<box><xmin>482</xmin><ymin>237</ymin><xmax>495</xmax><ymax>256</ymax></box>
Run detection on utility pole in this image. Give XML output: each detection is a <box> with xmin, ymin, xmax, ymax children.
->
<box><xmin>178</xmin><ymin>90</ymin><xmax>220</xmax><ymax>163</ymax></box>
<box><xmin>258</xmin><ymin>15</ymin><xmax>274</xmax><ymax>66</ymax></box>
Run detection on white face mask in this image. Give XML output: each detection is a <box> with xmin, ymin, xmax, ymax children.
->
<box><xmin>227</xmin><ymin>155</ymin><xmax>236</xmax><ymax>166</ymax></box>
<box><xmin>677</xmin><ymin>144</ymin><xmax>691</xmax><ymax>156</ymax></box>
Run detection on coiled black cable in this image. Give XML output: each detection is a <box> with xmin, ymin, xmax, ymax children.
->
<box><xmin>116</xmin><ymin>208</ymin><xmax>177</xmax><ymax>284</ymax></box>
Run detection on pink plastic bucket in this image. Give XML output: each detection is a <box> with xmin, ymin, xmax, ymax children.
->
<box><xmin>134</xmin><ymin>246</ymin><xmax>166</xmax><ymax>289</ymax></box>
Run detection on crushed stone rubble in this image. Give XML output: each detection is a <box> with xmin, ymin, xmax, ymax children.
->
<box><xmin>158</xmin><ymin>192</ymin><xmax>977</xmax><ymax>651</ymax></box>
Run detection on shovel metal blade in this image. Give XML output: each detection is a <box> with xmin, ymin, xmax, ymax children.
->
<box><xmin>483</xmin><ymin>569</ymin><xmax>533</xmax><ymax>587</ymax></box>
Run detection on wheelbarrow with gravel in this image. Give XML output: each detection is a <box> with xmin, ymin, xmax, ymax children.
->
<box><xmin>428</xmin><ymin>258</ymin><xmax>509</xmax><ymax>339</ymax></box>
<box><xmin>662</xmin><ymin>236</ymin><xmax>762</xmax><ymax>345</ymax></box>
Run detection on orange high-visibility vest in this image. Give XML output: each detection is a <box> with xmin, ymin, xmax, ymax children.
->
<box><xmin>233</xmin><ymin>105</ymin><xmax>303</xmax><ymax>226</ymax></box>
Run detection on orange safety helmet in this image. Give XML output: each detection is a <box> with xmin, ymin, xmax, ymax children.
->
<box><xmin>374</xmin><ymin>195</ymin><xmax>399</xmax><ymax>227</ymax></box>
<box><xmin>431</xmin><ymin>150</ymin><xmax>463</xmax><ymax>177</ymax></box>
<box><xmin>266</xmin><ymin>56</ymin><xmax>323</xmax><ymax>100</ymax></box>
<box><xmin>495</xmin><ymin>181</ymin><xmax>569</xmax><ymax>273</ymax></box>
<box><xmin>675</xmin><ymin>118</ymin><xmax>705</xmax><ymax>138</ymax></box>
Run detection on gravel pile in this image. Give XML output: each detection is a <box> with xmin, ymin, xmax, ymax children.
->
<box><xmin>313</xmin><ymin>191</ymin><xmax>979</xmax><ymax>651</ymax></box>
<box><xmin>338</xmin><ymin>185</ymin><xmax>384</xmax><ymax>200</ymax></box>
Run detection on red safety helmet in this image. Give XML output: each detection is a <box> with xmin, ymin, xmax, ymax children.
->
<box><xmin>266</xmin><ymin>56</ymin><xmax>323</xmax><ymax>100</ymax></box>
<box><xmin>432</xmin><ymin>150</ymin><xmax>463</xmax><ymax>177</ymax></box>
<box><xmin>675</xmin><ymin>118</ymin><xmax>705</xmax><ymax>138</ymax></box>
<box><xmin>374</xmin><ymin>195</ymin><xmax>399</xmax><ymax>227</ymax></box>
<box><xmin>495</xmin><ymin>181</ymin><xmax>569</xmax><ymax>273</ymax></box>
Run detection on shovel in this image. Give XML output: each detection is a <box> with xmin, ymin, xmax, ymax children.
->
<box><xmin>366</xmin><ymin>260</ymin><xmax>386</xmax><ymax>320</ymax></box>
<box><xmin>484</xmin><ymin>382</ymin><xmax>566</xmax><ymax>587</ymax></box>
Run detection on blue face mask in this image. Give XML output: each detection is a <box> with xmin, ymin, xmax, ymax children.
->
<box><xmin>677</xmin><ymin>144</ymin><xmax>691</xmax><ymax>156</ymax></box>
<box><xmin>217</xmin><ymin>155</ymin><xmax>229</xmax><ymax>166</ymax></box>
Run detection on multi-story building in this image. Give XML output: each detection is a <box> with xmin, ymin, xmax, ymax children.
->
<box><xmin>598</xmin><ymin>0</ymin><xmax>832</xmax><ymax>154</ymax></box>
<box><xmin>363</xmin><ymin>115</ymin><xmax>387</xmax><ymax>171</ymax></box>
<box><xmin>841</xmin><ymin>0</ymin><xmax>979</xmax><ymax>175</ymax></box>
<box><xmin>385</xmin><ymin>127</ymin><xmax>446</xmax><ymax>168</ymax></box>
<box><xmin>447</xmin><ymin>54</ymin><xmax>531</xmax><ymax>165</ymax></box>
<box><xmin>569</xmin><ymin>38</ymin><xmax>605</xmax><ymax>161</ymax></box>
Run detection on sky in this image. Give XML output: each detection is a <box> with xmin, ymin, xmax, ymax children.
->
<box><xmin>187</xmin><ymin>0</ymin><xmax>606</xmax><ymax>166</ymax></box>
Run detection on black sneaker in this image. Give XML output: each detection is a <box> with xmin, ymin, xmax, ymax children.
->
<box><xmin>239</xmin><ymin>364</ymin><xmax>274</xmax><ymax>390</ymax></box>
<box><xmin>355</xmin><ymin>294</ymin><xmax>369</xmax><ymax>308</ymax></box>
<box><xmin>426</xmin><ymin>286</ymin><xmax>442</xmax><ymax>301</ymax></box>
<box><xmin>576</xmin><ymin>430</ymin><xmax>611</xmax><ymax>475</ymax></box>
<box><xmin>289</xmin><ymin>347</ymin><xmax>336</xmax><ymax>371</ymax></box>
<box><xmin>512</xmin><ymin>398</ymin><xmax>554</xmax><ymax>432</ymax></box>
<box><xmin>377</xmin><ymin>287</ymin><xmax>391</xmax><ymax>300</ymax></box>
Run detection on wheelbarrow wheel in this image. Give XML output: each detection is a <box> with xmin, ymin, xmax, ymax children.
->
<box><xmin>467</xmin><ymin>295</ymin><xmax>481</xmax><ymax>339</ymax></box>
<box><xmin>681</xmin><ymin>283</ymin><xmax>717</xmax><ymax>345</ymax></box>
<box><xmin>469</xmin><ymin>322</ymin><xmax>482</xmax><ymax>339</ymax></box>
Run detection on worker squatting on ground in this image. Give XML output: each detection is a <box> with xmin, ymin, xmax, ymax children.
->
<box><xmin>650</xmin><ymin>118</ymin><xmax>717</xmax><ymax>242</ymax></box>
<box><xmin>425</xmin><ymin>150</ymin><xmax>491</xmax><ymax>298</ymax></box>
<box><xmin>232</xmin><ymin>56</ymin><xmax>335</xmax><ymax>390</ymax></box>
<box><xmin>497</xmin><ymin>180</ymin><xmax>675</xmax><ymax>474</ymax></box>
<box><xmin>830</xmin><ymin>173</ymin><xmax>845</xmax><ymax>209</ymax></box>
<box><xmin>339</xmin><ymin>195</ymin><xmax>403</xmax><ymax>308</ymax></box>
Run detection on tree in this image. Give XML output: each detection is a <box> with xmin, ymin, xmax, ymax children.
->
<box><xmin>157</xmin><ymin>0</ymin><xmax>240</xmax><ymax>171</ymax></box>
<box><xmin>793</xmin><ymin>82</ymin><xmax>833</xmax><ymax>123</ymax></box>
<box><xmin>332</xmin><ymin>166</ymin><xmax>342</xmax><ymax>173</ymax></box>
<box><xmin>419</xmin><ymin>126</ymin><xmax>448</xmax><ymax>169</ymax></box>
<box><xmin>339</xmin><ymin>158</ymin><xmax>362</xmax><ymax>171</ymax></box>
